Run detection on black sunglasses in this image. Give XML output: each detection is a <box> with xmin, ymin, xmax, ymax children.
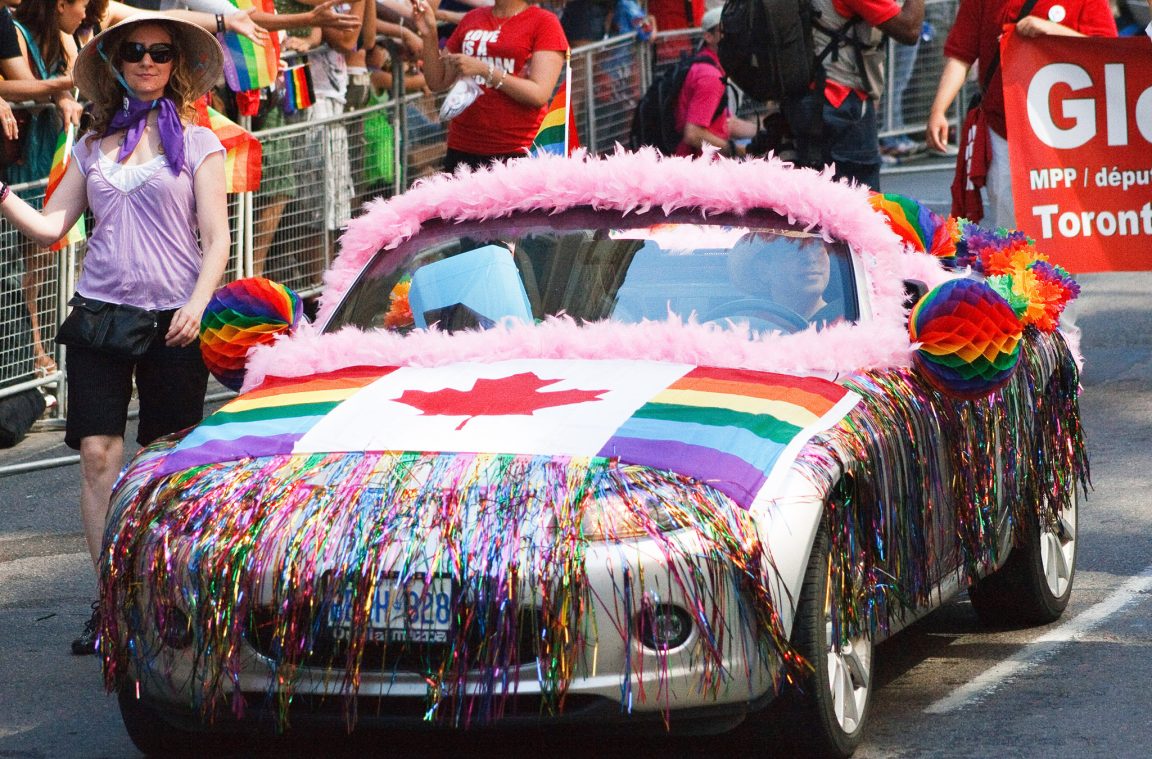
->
<box><xmin>119</xmin><ymin>42</ymin><xmax>177</xmax><ymax>64</ymax></box>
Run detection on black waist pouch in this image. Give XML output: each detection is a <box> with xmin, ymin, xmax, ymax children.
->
<box><xmin>57</xmin><ymin>294</ymin><xmax>159</xmax><ymax>358</ymax></box>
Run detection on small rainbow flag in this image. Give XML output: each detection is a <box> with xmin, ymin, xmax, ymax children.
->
<box><xmin>598</xmin><ymin>367</ymin><xmax>857</xmax><ymax>507</ymax></box>
<box><xmin>219</xmin><ymin>0</ymin><xmax>280</xmax><ymax>91</ymax></box>
<box><xmin>157</xmin><ymin>365</ymin><xmax>391</xmax><ymax>476</ymax></box>
<box><xmin>282</xmin><ymin>64</ymin><xmax>315</xmax><ymax>114</ymax></box>
<box><xmin>198</xmin><ymin>104</ymin><xmax>263</xmax><ymax>193</ymax></box>
<box><xmin>530</xmin><ymin>54</ymin><xmax>577</xmax><ymax>156</ymax></box>
<box><xmin>45</xmin><ymin>124</ymin><xmax>85</xmax><ymax>251</ymax></box>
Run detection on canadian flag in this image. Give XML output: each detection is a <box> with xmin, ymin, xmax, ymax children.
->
<box><xmin>296</xmin><ymin>359</ymin><xmax>692</xmax><ymax>457</ymax></box>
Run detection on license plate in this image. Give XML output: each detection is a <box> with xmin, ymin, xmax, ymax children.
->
<box><xmin>328</xmin><ymin>574</ymin><xmax>453</xmax><ymax>644</ymax></box>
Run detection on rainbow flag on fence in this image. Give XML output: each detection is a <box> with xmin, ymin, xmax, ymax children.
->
<box><xmin>198</xmin><ymin>105</ymin><xmax>263</xmax><ymax>193</ymax></box>
<box><xmin>219</xmin><ymin>0</ymin><xmax>280</xmax><ymax>91</ymax></box>
<box><xmin>530</xmin><ymin>54</ymin><xmax>577</xmax><ymax>156</ymax></box>
<box><xmin>282</xmin><ymin>65</ymin><xmax>315</xmax><ymax>114</ymax></box>
<box><xmin>597</xmin><ymin>367</ymin><xmax>858</xmax><ymax>506</ymax></box>
<box><xmin>45</xmin><ymin>124</ymin><xmax>84</xmax><ymax>251</ymax></box>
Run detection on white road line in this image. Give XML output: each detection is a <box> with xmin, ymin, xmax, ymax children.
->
<box><xmin>925</xmin><ymin>565</ymin><xmax>1152</xmax><ymax>714</ymax></box>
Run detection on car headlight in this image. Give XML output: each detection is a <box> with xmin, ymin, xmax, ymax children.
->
<box><xmin>581</xmin><ymin>489</ymin><xmax>684</xmax><ymax>541</ymax></box>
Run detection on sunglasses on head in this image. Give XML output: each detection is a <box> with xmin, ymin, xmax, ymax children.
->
<box><xmin>119</xmin><ymin>42</ymin><xmax>176</xmax><ymax>64</ymax></box>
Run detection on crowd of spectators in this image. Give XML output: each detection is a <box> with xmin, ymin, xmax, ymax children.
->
<box><xmin>0</xmin><ymin>0</ymin><xmax>716</xmax><ymax>198</ymax></box>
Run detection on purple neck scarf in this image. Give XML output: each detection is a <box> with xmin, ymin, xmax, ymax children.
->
<box><xmin>108</xmin><ymin>96</ymin><xmax>184</xmax><ymax>174</ymax></box>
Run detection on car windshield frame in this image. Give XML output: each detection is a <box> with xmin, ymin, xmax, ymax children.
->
<box><xmin>325</xmin><ymin>207</ymin><xmax>861</xmax><ymax>336</ymax></box>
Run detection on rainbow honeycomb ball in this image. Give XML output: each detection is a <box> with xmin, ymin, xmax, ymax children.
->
<box><xmin>200</xmin><ymin>278</ymin><xmax>303</xmax><ymax>391</ymax></box>
<box><xmin>909</xmin><ymin>278</ymin><xmax>1023</xmax><ymax>399</ymax></box>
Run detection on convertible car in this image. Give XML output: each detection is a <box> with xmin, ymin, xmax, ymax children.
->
<box><xmin>99</xmin><ymin>151</ymin><xmax>1086</xmax><ymax>758</ymax></box>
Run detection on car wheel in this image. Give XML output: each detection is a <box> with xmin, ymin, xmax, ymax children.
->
<box><xmin>969</xmin><ymin>490</ymin><xmax>1077</xmax><ymax>627</ymax></box>
<box><xmin>117</xmin><ymin>686</ymin><xmax>225</xmax><ymax>758</ymax></box>
<box><xmin>780</xmin><ymin>520</ymin><xmax>874</xmax><ymax>759</ymax></box>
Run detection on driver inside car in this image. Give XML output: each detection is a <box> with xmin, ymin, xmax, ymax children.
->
<box><xmin>722</xmin><ymin>232</ymin><xmax>845</xmax><ymax>331</ymax></box>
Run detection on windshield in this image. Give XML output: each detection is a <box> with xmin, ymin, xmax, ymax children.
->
<box><xmin>327</xmin><ymin>210</ymin><xmax>860</xmax><ymax>335</ymax></box>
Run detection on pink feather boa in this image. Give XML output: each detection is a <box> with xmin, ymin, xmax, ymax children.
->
<box><xmin>245</xmin><ymin>150</ymin><xmax>954</xmax><ymax>390</ymax></box>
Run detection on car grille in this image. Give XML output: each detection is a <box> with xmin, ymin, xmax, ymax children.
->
<box><xmin>282</xmin><ymin>692</ymin><xmax>609</xmax><ymax>720</ymax></box>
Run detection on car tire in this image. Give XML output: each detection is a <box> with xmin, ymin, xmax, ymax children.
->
<box><xmin>969</xmin><ymin>490</ymin><xmax>1077</xmax><ymax>627</ymax></box>
<box><xmin>117</xmin><ymin>686</ymin><xmax>224</xmax><ymax>758</ymax></box>
<box><xmin>778</xmin><ymin>519</ymin><xmax>874</xmax><ymax>759</ymax></box>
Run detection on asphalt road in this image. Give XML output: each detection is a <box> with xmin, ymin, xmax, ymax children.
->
<box><xmin>1</xmin><ymin>164</ymin><xmax>1150</xmax><ymax>758</ymax></box>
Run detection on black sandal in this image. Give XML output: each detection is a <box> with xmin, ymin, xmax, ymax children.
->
<box><xmin>71</xmin><ymin>600</ymin><xmax>100</xmax><ymax>656</ymax></box>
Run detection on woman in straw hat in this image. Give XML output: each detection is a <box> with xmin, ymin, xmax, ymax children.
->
<box><xmin>0</xmin><ymin>14</ymin><xmax>229</xmax><ymax>654</ymax></box>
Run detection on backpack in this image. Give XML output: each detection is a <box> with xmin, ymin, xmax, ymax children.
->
<box><xmin>716</xmin><ymin>0</ymin><xmax>858</xmax><ymax>104</ymax></box>
<box><xmin>629</xmin><ymin>53</ymin><xmax>726</xmax><ymax>154</ymax></box>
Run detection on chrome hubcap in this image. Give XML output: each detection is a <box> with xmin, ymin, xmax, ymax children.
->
<box><xmin>825</xmin><ymin>621</ymin><xmax>872</xmax><ymax>733</ymax></box>
<box><xmin>1040</xmin><ymin>492</ymin><xmax>1077</xmax><ymax>598</ymax></box>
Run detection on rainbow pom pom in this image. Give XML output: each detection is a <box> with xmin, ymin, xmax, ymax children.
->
<box><xmin>200</xmin><ymin>278</ymin><xmax>303</xmax><ymax>391</ymax></box>
<box><xmin>909</xmin><ymin>278</ymin><xmax>1023</xmax><ymax>399</ymax></box>
<box><xmin>869</xmin><ymin>193</ymin><xmax>958</xmax><ymax>261</ymax></box>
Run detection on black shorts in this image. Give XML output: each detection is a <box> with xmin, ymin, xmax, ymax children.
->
<box><xmin>64</xmin><ymin>310</ymin><xmax>209</xmax><ymax>450</ymax></box>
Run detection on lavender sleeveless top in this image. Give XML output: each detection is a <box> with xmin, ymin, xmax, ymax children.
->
<box><xmin>72</xmin><ymin>125</ymin><xmax>225</xmax><ymax>311</ymax></box>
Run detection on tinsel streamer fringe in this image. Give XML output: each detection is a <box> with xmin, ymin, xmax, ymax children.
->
<box><xmin>99</xmin><ymin>452</ymin><xmax>795</xmax><ymax>729</ymax></box>
<box><xmin>795</xmin><ymin>330</ymin><xmax>1088</xmax><ymax>642</ymax></box>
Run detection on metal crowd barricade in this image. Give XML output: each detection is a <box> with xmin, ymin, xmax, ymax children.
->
<box><xmin>0</xmin><ymin>174</ymin><xmax>65</xmax><ymax>403</ymax></box>
<box><xmin>0</xmin><ymin>9</ymin><xmax>964</xmax><ymax>409</ymax></box>
<box><xmin>879</xmin><ymin>0</ymin><xmax>969</xmax><ymax>140</ymax></box>
<box><xmin>571</xmin><ymin>33</ymin><xmax>648</xmax><ymax>153</ymax></box>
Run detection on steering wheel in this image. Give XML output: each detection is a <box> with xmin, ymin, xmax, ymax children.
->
<box><xmin>702</xmin><ymin>298</ymin><xmax>811</xmax><ymax>334</ymax></box>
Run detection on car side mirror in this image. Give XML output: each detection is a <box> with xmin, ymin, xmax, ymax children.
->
<box><xmin>902</xmin><ymin>279</ymin><xmax>928</xmax><ymax>312</ymax></box>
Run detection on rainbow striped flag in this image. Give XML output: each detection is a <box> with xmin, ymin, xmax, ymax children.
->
<box><xmin>282</xmin><ymin>65</ymin><xmax>315</xmax><ymax>114</ymax></box>
<box><xmin>157</xmin><ymin>366</ymin><xmax>391</xmax><ymax>476</ymax></box>
<box><xmin>45</xmin><ymin>124</ymin><xmax>84</xmax><ymax>251</ymax></box>
<box><xmin>597</xmin><ymin>367</ymin><xmax>857</xmax><ymax>506</ymax></box>
<box><xmin>153</xmin><ymin>360</ymin><xmax>858</xmax><ymax>507</ymax></box>
<box><xmin>219</xmin><ymin>0</ymin><xmax>280</xmax><ymax>91</ymax></box>
<box><xmin>530</xmin><ymin>54</ymin><xmax>577</xmax><ymax>156</ymax></box>
<box><xmin>198</xmin><ymin>105</ymin><xmax>262</xmax><ymax>193</ymax></box>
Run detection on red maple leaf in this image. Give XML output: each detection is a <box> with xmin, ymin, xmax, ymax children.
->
<box><xmin>395</xmin><ymin>372</ymin><xmax>608</xmax><ymax>430</ymax></box>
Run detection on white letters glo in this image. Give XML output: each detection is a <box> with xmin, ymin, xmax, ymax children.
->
<box><xmin>1027</xmin><ymin>62</ymin><xmax>1152</xmax><ymax>148</ymax></box>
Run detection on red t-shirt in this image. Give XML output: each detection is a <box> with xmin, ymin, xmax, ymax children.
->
<box><xmin>943</xmin><ymin>0</ymin><xmax>1117</xmax><ymax>137</ymax></box>
<box><xmin>673</xmin><ymin>47</ymin><xmax>728</xmax><ymax>156</ymax></box>
<box><xmin>648</xmin><ymin>0</ymin><xmax>705</xmax><ymax>30</ymax></box>
<box><xmin>831</xmin><ymin>0</ymin><xmax>900</xmax><ymax>29</ymax></box>
<box><xmin>445</xmin><ymin>6</ymin><xmax>569</xmax><ymax>155</ymax></box>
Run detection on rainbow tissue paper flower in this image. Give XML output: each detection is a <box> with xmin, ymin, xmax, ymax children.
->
<box><xmin>868</xmin><ymin>193</ymin><xmax>959</xmax><ymax>261</ymax></box>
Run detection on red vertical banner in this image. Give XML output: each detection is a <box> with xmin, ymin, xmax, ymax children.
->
<box><xmin>1002</xmin><ymin>31</ymin><xmax>1152</xmax><ymax>272</ymax></box>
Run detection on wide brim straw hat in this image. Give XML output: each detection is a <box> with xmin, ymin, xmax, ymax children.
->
<box><xmin>73</xmin><ymin>13</ymin><xmax>224</xmax><ymax>103</ymax></box>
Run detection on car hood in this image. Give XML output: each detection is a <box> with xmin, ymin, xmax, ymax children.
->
<box><xmin>158</xmin><ymin>358</ymin><xmax>858</xmax><ymax>508</ymax></box>
<box><xmin>105</xmin><ymin>357</ymin><xmax>861</xmax><ymax>712</ymax></box>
